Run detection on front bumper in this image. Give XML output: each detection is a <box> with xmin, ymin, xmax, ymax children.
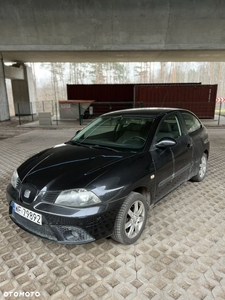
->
<box><xmin>7</xmin><ymin>184</ymin><xmax>123</xmax><ymax>244</ymax></box>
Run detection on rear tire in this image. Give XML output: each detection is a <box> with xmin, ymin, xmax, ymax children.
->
<box><xmin>191</xmin><ymin>153</ymin><xmax>208</xmax><ymax>182</ymax></box>
<box><xmin>112</xmin><ymin>192</ymin><xmax>148</xmax><ymax>245</ymax></box>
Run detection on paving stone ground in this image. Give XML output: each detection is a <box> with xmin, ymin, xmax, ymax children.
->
<box><xmin>0</xmin><ymin>125</ymin><xmax>225</xmax><ymax>300</ymax></box>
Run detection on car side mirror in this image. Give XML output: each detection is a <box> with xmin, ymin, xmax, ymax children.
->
<box><xmin>155</xmin><ymin>138</ymin><xmax>177</xmax><ymax>149</ymax></box>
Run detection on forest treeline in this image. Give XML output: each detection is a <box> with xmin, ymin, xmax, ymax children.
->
<box><xmin>29</xmin><ymin>62</ymin><xmax>225</xmax><ymax>102</ymax></box>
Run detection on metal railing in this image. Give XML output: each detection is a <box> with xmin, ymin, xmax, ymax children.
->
<box><xmin>15</xmin><ymin>100</ymin><xmax>58</xmax><ymax>125</ymax></box>
<box><xmin>14</xmin><ymin>100</ymin><xmax>225</xmax><ymax>126</ymax></box>
<box><xmin>15</xmin><ymin>100</ymin><xmax>137</xmax><ymax>126</ymax></box>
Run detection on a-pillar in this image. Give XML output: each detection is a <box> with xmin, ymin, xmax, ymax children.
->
<box><xmin>0</xmin><ymin>55</ymin><xmax>10</xmax><ymax>121</ymax></box>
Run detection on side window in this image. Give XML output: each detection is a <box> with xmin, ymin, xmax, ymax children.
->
<box><xmin>181</xmin><ymin>112</ymin><xmax>201</xmax><ymax>133</ymax></box>
<box><xmin>156</xmin><ymin>114</ymin><xmax>182</xmax><ymax>142</ymax></box>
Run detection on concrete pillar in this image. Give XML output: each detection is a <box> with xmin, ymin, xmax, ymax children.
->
<box><xmin>11</xmin><ymin>63</ymin><xmax>36</xmax><ymax>115</ymax></box>
<box><xmin>0</xmin><ymin>56</ymin><xmax>10</xmax><ymax>121</ymax></box>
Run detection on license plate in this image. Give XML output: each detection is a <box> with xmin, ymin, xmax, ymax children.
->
<box><xmin>12</xmin><ymin>202</ymin><xmax>42</xmax><ymax>225</ymax></box>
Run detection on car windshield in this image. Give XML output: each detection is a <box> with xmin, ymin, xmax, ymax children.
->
<box><xmin>71</xmin><ymin>115</ymin><xmax>155</xmax><ymax>152</ymax></box>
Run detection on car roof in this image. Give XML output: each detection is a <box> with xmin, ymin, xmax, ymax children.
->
<box><xmin>103</xmin><ymin>107</ymin><xmax>189</xmax><ymax>117</ymax></box>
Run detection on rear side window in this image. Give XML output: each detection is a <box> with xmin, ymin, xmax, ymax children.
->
<box><xmin>181</xmin><ymin>112</ymin><xmax>201</xmax><ymax>133</ymax></box>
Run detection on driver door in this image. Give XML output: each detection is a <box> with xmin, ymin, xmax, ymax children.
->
<box><xmin>151</xmin><ymin>113</ymin><xmax>192</xmax><ymax>202</ymax></box>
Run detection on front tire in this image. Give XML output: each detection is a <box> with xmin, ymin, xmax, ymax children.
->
<box><xmin>191</xmin><ymin>153</ymin><xmax>208</xmax><ymax>182</ymax></box>
<box><xmin>112</xmin><ymin>192</ymin><xmax>148</xmax><ymax>245</ymax></box>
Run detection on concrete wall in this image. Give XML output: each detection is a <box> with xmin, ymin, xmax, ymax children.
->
<box><xmin>11</xmin><ymin>64</ymin><xmax>36</xmax><ymax>115</ymax></box>
<box><xmin>0</xmin><ymin>0</ymin><xmax>225</xmax><ymax>52</ymax></box>
<box><xmin>0</xmin><ymin>63</ymin><xmax>35</xmax><ymax>118</ymax></box>
<box><xmin>0</xmin><ymin>57</ymin><xmax>10</xmax><ymax>121</ymax></box>
<box><xmin>4</xmin><ymin>64</ymin><xmax>25</xmax><ymax>80</ymax></box>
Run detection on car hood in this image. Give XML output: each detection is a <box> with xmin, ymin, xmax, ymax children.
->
<box><xmin>18</xmin><ymin>143</ymin><xmax>132</xmax><ymax>191</ymax></box>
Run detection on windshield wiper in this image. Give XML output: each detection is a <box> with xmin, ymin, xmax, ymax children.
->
<box><xmin>66</xmin><ymin>141</ymin><xmax>92</xmax><ymax>148</ymax></box>
<box><xmin>91</xmin><ymin>144</ymin><xmax>120</xmax><ymax>152</ymax></box>
<box><xmin>67</xmin><ymin>141</ymin><xmax>120</xmax><ymax>152</ymax></box>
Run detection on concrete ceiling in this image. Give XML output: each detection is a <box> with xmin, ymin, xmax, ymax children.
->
<box><xmin>2</xmin><ymin>50</ymin><xmax>225</xmax><ymax>63</ymax></box>
<box><xmin>2</xmin><ymin>1</ymin><xmax>225</xmax><ymax>63</ymax></box>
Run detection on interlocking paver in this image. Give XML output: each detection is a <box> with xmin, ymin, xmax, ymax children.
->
<box><xmin>0</xmin><ymin>126</ymin><xmax>225</xmax><ymax>299</ymax></box>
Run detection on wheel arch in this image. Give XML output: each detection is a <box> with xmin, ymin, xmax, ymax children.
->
<box><xmin>133</xmin><ymin>186</ymin><xmax>151</xmax><ymax>206</ymax></box>
<box><xmin>204</xmin><ymin>149</ymin><xmax>209</xmax><ymax>159</ymax></box>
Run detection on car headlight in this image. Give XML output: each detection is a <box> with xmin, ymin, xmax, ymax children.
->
<box><xmin>11</xmin><ymin>170</ymin><xmax>19</xmax><ymax>189</ymax></box>
<box><xmin>54</xmin><ymin>189</ymin><xmax>101</xmax><ymax>208</ymax></box>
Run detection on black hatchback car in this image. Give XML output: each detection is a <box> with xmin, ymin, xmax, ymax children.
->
<box><xmin>7</xmin><ymin>108</ymin><xmax>209</xmax><ymax>245</ymax></box>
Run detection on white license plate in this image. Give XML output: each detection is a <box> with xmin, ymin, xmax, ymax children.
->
<box><xmin>12</xmin><ymin>202</ymin><xmax>42</xmax><ymax>225</ymax></box>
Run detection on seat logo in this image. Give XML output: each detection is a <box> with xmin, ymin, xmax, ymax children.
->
<box><xmin>24</xmin><ymin>189</ymin><xmax>31</xmax><ymax>199</ymax></box>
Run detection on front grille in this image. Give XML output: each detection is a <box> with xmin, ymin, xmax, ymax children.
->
<box><xmin>20</xmin><ymin>184</ymin><xmax>38</xmax><ymax>204</ymax></box>
<box><xmin>11</xmin><ymin>211</ymin><xmax>57</xmax><ymax>241</ymax></box>
<box><xmin>42</xmin><ymin>191</ymin><xmax>59</xmax><ymax>203</ymax></box>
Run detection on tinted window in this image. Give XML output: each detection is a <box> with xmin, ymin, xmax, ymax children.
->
<box><xmin>156</xmin><ymin>114</ymin><xmax>182</xmax><ymax>142</ymax></box>
<box><xmin>181</xmin><ymin>112</ymin><xmax>201</xmax><ymax>133</ymax></box>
